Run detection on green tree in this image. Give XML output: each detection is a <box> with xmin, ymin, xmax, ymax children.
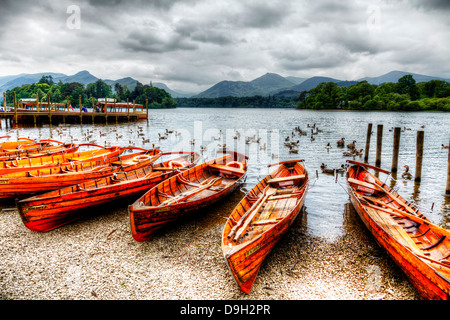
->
<box><xmin>396</xmin><ymin>75</ymin><xmax>420</xmax><ymax>100</ymax></box>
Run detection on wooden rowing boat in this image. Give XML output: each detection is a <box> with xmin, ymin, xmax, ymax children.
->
<box><xmin>346</xmin><ymin>160</ymin><xmax>450</xmax><ymax>300</ymax></box>
<box><xmin>17</xmin><ymin>152</ymin><xmax>200</xmax><ymax>232</ymax></box>
<box><xmin>0</xmin><ymin>137</ymin><xmax>37</xmax><ymax>151</ymax></box>
<box><xmin>129</xmin><ymin>151</ymin><xmax>248</xmax><ymax>242</ymax></box>
<box><xmin>0</xmin><ymin>148</ymin><xmax>162</xmax><ymax>201</ymax></box>
<box><xmin>0</xmin><ymin>144</ymin><xmax>122</xmax><ymax>175</ymax></box>
<box><xmin>0</xmin><ymin>139</ymin><xmax>79</xmax><ymax>161</ymax></box>
<box><xmin>222</xmin><ymin>159</ymin><xmax>309</xmax><ymax>294</ymax></box>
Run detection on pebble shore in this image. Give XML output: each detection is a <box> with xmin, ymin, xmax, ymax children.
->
<box><xmin>0</xmin><ymin>193</ymin><xmax>420</xmax><ymax>300</ymax></box>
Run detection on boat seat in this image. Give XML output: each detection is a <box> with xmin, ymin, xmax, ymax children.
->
<box><xmin>152</xmin><ymin>167</ymin><xmax>176</xmax><ymax>171</ymax></box>
<box><xmin>348</xmin><ymin>177</ymin><xmax>381</xmax><ymax>194</ymax></box>
<box><xmin>208</xmin><ymin>164</ymin><xmax>245</xmax><ymax>175</ymax></box>
<box><xmin>267</xmin><ymin>174</ymin><xmax>305</xmax><ymax>184</ymax></box>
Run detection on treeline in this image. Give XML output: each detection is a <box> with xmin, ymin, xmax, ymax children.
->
<box><xmin>296</xmin><ymin>75</ymin><xmax>450</xmax><ymax>111</ymax></box>
<box><xmin>175</xmin><ymin>95</ymin><xmax>296</xmax><ymax>108</ymax></box>
<box><xmin>5</xmin><ymin>75</ymin><xmax>177</xmax><ymax>109</ymax></box>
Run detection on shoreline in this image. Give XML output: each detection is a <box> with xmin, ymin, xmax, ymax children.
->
<box><xmin>0</xmin><ymin>195</ymin><xmax>420</xmax><ymax>300</ymax></box>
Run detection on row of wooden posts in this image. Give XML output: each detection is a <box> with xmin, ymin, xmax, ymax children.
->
<box><xmin>363</xmin><ymin>123</ymin><xmax>450</xmax><ymax>194</ymax></box>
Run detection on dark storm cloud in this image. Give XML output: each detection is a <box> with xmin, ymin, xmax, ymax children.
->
<box><xmin>174</xmin><ymin>19</ymin><xmax>235</xmax><ymax>46</ymax></box>
<box><xmin>119</xmin><ymin>30</ymin><xmax>198</xmax><ymax>53</ymax></box>
<box><xmin>412</xmin><ymin>0</ymin><xmax>450</xmax><ymax>11</ymax></box>
<box><xmin>238</xmin><ymin>1</ymin><xmax>293</xmax><ymax>28</ymax></box>
<box><xmin>86</xmin><ymin>0</ymin><xmax>198</xmax><ymax>10</ymax></box>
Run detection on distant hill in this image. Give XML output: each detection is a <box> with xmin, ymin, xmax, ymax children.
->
<box><xmin>358</xmin><ymin>70</ymin><xmax>449</xmax><ymax>85</ymax></box>
<box><xmin>194</xmin><ymin>73</ymin><xmax>298</xmax><ymax>98</ymax></box>
<box><xmin>0</xmin><ymin>70</ymin><xmax>195</xmax><ymax>99</ymax></box>
<box><xmin>194</xmin><ymin>71</ymin><xmax>450</xmax><ymax>98</ymax></box>
<box><xmin>60</xmin><ymin>70</ymin><xmax>98</xmax><ymax>85</ymax></box>
<box><xmin>1</xmin><ymin>69</ymin><xmax>449</xmax><ymax>102</ymax></box>
<box><xmin>104</xmin><ymin>77</ymin><xmax>139</xmax><ymax>91</ymax></box>
<box><xmin>152</xmin><ymin>82</ymin><xmax>196</xmax><ymax>98</ymax></box>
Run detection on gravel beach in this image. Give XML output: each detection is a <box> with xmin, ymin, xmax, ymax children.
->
<box><xmin>0</xmin><ymin>190</ymin><xmax>420</xmax><ymax>301</ymax></box>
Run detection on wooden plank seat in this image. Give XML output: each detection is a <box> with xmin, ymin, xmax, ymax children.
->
<box><xmin>208</xmin><ymin>164</ymin><xmax>245</xmax><ymax>175</ymax></box>
<box><xmin>347</xmin><ymin>177</ymin><xmax>382</xmax><ymax>194</ymax></box>
<box><xmin>267</xmin><ymin>174</ymin><xmax>305</xmax><ymax>184</ymax></box>
<box><xmin>152</xmin><ymin>167</ymin><xmax>178</xmax><ymax>171</ymax></box>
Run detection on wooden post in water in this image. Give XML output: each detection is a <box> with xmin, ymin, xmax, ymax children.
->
<box><xmin>13</xmin><ymin>91</ymin><xmax>17</xmax><ymax>126</ymax></box>
<box><xmin>47</xmin><ymin>93</ymin><xmax>51</xmax><ymax>126</ymax></box>
<box><xmin>375</xmin><ymin>124</ymin><xmax>383</xmax><ymax>167</ymax></box>
<box><xmin>391</xmin><ymin>127</ymin><xmax>401</xmax><ymax>173</ymax></box>
<box><xmin>91</xmin><ymin>97</ymin><xmax>95</xmax><ymax>124</ymax></box>
<box><xmin>364</xmin><ymin>123</ymin><xmax>372</xmax><ymax>163</ymax></box>
<box><xmin>415</xmin><ymin>130</ymin><xmax>424</xmax><ymax>183</ymax></box>
<box><xmin>146</xmin><ymin>99</ymin><xmax>149</xmax><ymax>121</ymax></box>
<box><xmin>446</xmin><ymin>138</ymin><xmax>450</xmax><ymax>194</ymax></box>
<box><xmin>79</xmin><ymin>95</ymin><xmax>82</xmax><ymax>125</ymax></box>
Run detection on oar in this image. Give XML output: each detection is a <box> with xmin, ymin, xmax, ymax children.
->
<box><xmin>231</xmin><ymin>187</ymin><xmax>277</xmax><ymax>242</ymax></box>
<box><xmin>227</xmin><ymin>185</ymin><xmax>270</xmax><ymax>239</ymax></box>
<box><xmin>359</xmin><ymin>194</ymin><xmax>450</xmax><ymax>239</ymax></box>
<box><xmin>159</xmin><ymin>177</ymin><xmax>222</xmax><ymax>205</ymax></box>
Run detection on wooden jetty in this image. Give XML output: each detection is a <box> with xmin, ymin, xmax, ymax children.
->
<box><xmin>1</xmin><ymin>93</ymin><xmax>148</xmax><ymax>126</ymax></box>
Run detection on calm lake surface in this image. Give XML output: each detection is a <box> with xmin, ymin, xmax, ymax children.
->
<box><xmin>2</xmin><ymin>108</ymin><xmax>450</xmax><ymax>239</ymax></box>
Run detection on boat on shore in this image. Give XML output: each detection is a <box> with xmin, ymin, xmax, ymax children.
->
<box><xmin>0</xmin><ymin>148</ymin><xmax>162</xmax><ymax>201</ymax></box>
<box><xmin>0</xmin><ymin>137</ymin><xmax>37</xmax><ymax>152</ymax></box>
<box><xmin>222</xmin><ymin>159</ymin><xmax>309</xmax><ymax>294</ymax></box>
<box><xmin>0</xmin><ymin>143</ymin><xmax>122</xmax><ymax>175</ymax></box>
<box><xmin>0</xmin><ymin>139</ymin><xmax>79</xmax><ymax>161</ymax></box>
<box><xmin>17</xmin><ymin>151</ymin><xmax>200</xmax><ymax>232</ymax></box>
<box><xmin>346</xmin><ymin>160</ymin><xmax>450</xmax><ymax>300</ymax></box>
<box><xmin>129</xmin><ymin>151</ymin><xmax>248</xmax><ymax>242</ymax></box>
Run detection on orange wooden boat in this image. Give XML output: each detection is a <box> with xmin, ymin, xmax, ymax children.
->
<box><xmin>0</xmin><ymin>137</ymin><xmax>37</xmax><ymax>152</ymax></box>
<box><xmin>0</xmin><ymin>139</ymin><xmax>79</xmax><ymax>161</ymax></box>
<box><xmin>0</xmin><ymin>148</ymin><xmax>162</xmax><ymax>201</ymax></box>
<box><xmin>17</xmin><ymin>152</ymin><xmax>200</xmax><ymax>232</ymax></box>
<box><xmin>346</xmin><ymin>160</ymin><xmax>450</xmax><ymax>300</ymax></box>
<box><xmin>0</xmin><ymin>144</ymin><xmax>122</xmax><ymax>175</ymax></box>
<box><xmin>129</xmin><ymin>151</ymin><xmax>248</xmax><ymax>242</ymax></box>
<box><xmin>222</xmin><ymin>159</ymin><xmax>309</xmax><ymax>294</ymax></box>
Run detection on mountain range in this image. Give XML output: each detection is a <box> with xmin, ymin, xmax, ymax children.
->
<box><xmin>1</xmin><ymin>70</ymin><xmax>449</xmax><ymax>101</ymax></box>
<box><xmin>192</xmin><ymin>71</ymin><xmax>450</xmax><ymax>99</ymax></box>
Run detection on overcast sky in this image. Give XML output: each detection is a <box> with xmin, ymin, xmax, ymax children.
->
<box><xmin>0</xmin><ymin>0</ymin><xmax>449</xmax><ymax>92</ymax></box>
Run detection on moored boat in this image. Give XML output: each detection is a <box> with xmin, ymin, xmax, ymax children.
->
<box><xmin>0</xmin><ymin>148</ymin><xmax>162</xmax><ymax>201</ymax></box>
<box><xmin>222</xmin><ymin>159</ymin><xmax>308</xmax><ymax>294</ymax></box>
<box><xmin>17</xmin><ymin>152</ymin><xmax>200</xmax><ymax>232</ymax></box>
<box><xmin>0</xmin><ymin>137</ymin><xmax>37</xmax><ymax>152</ymax></box>
<box><xmin>0</xmin><ymin>144</ymin><xmax>122</xmax><ymax>175</ymax></box>
<box><xmin>129</xmin><ymin>151</ymin><xmax>248</xmax><ymax>242</ymax></box>
<box><xmin>0</xmin><ymin>139</ymin><xmax>79</xmax><ymax>161</ymax></box>
<box><xmin>346</xmin><ymin>160</ymin><xmax>450</xmax><ymax>300</ymax></box>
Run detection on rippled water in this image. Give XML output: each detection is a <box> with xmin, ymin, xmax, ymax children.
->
<box><xmin>2</xmin><ymin>108</ymin><xmax>450</xmax><ymax>239</ymax></box>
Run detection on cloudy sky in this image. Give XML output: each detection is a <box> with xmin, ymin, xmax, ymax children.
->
<box><xmin>0</xmin><ymin>0</ymin><xmax>449</xmax><ymax>92</ymax></box>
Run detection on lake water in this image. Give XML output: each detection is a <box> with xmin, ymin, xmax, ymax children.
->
<box><xmin>2</xmin><ymin>107</ymin><xmax>450</xmax><ymax>239</ymax></box>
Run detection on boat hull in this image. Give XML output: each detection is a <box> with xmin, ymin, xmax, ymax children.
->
<box><xmin>130</xmin><ymin>180</ymin><xmax>242</xmax><ymax>242</ymax></box>
<box><xmin>17</xmin><ymin>152</ymin><xmax>199</xmax><ymax>232</ymax></box>
<box><xmin>222</xmin><ymin>159</ymin><xmax>308</xmax><ymax>294</ymax></box>
<box><xmin>349</xmin><ymin>192</ymin><xmax>449</xmax><ymax>300</ymax></box>
<box><xmin>346</xmin><ymin>160</ymin><xmax>450</xmax><ymax>300</ymax></box>
<box><xmin>224</xmin><ymin>194</ymin><xmax>306</xmax><ymax>293</ymax></box>
<box><xmin>130</xmin><ymin>152</ymin><xmax>248</xmax><ymax>242</ymax></box>
<box><xmin>17</xmin><ymin>169</ymin><xmax>173</xmax><ymax>232</ymax></box>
